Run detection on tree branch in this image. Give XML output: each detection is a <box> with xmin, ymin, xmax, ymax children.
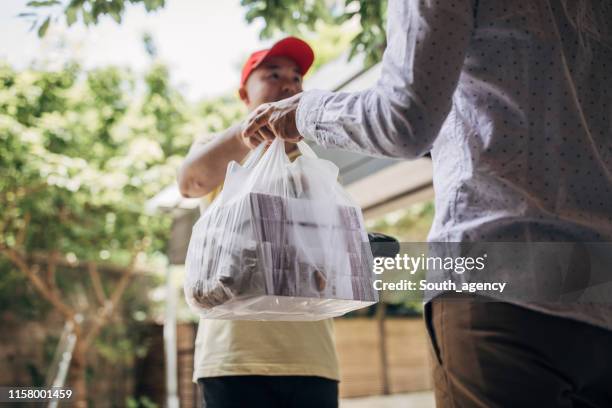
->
<box><xmin>17</xmin><ymin>212</ymin><xmax>31</xmax><ymax>248</ymax></box>
<box><xmin>87</xmin><ymin>261</ymin><xmax>107</xmax><ymax>306</ymax></box>
<box><xmin>1</xmin><ymin>246</ymin><xmax>75</xmax><ymax>320</ymax></box>
<box><xmin>82</xmin><ymin>242</ymin><xmax>146</xmax><ymax>351</ymax></box>
<box><xmin>45</xmin><ymin>249</ymin><xmax>61</xmax><ymax>297</ymax></box>
<box><xmin>26</xmin><ymin>250</ymin><xmax>149</xmax><ymax>277</ymax></box>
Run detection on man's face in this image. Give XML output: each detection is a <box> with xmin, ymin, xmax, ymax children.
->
<box><xmin>239</xmin><ymin>56</ymin><xmax>303</xmax><ymax>112</ymax></box>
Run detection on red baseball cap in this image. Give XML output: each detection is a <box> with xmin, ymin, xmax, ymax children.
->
<box><xmin>240</xmin><ymin>36</ymin><xmax>315</xmax><ymax>87</ymax></box>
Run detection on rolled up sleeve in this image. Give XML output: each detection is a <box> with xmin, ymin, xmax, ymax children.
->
<box><xmin>297</xmin><ymin>0</ymin><xmax>475</xmax><ymax>159</ymax></box>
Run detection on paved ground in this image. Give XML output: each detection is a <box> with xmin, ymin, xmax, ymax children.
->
<box><xmin>340</xmin><ymin>391</ymin><xmax>435</xmax><ymax>408</ymax></box>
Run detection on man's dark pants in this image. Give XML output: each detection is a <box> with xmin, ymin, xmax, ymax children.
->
<box><xmin>425</xmin><ymin>293</ymin><xmax>612</xmax><ymax>407</ymax></box>
<box><xmin>198</xmin><ymin>375</ymin><xmax>338</xmax><ymax>408</ymax></box>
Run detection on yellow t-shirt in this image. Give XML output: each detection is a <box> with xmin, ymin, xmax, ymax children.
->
<box><xmin>192</xmin><ymin>148</ymin><xmax>340</xmax><ymax>382</ymax></box>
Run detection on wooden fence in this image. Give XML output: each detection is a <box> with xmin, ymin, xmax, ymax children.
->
<box><xmin>153</xmin><ymin>317</ymin><xmax>433</xmax><ymax>406</ymax></box>
<box><xmin>335</xmin><ymin>317</ymin><xmax>432</xmax><ymax>398</ymax></box>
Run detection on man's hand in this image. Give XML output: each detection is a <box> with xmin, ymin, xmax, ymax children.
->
<box><xmin>241</xmin><ymin>93</ymin><xmax>304</xmax><ymax>146</ymax></box>
<box><xmin>238</xmin><ymin>119</ymin><xmax>271</xmax><ymax>149</ymax></box>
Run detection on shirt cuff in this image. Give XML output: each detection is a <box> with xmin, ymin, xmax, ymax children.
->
<box><xmin>296</xmin><ymin>89</ymin><xmax>332</xmax><ymax>144</ymax></box>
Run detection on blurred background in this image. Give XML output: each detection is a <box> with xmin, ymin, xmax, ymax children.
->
<box><xmin>0</xmin><ymin>1</ymin><xmax>436</xmax><ymax>406</ymax></box>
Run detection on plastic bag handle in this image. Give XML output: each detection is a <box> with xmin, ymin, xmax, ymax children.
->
<box><xmin>241</xmin><ymin>142</ymin><xmax>267</xmax><ymax>169</ymax></box>
<box><xmin>243</xmin><ymin>139</ymin><xmax>317</xmax><ymax>171</ymax></box>
<box><xmin>297</xmin><ymin>140</ymin><xmax>318</xmax><ymax>159</ymax></box>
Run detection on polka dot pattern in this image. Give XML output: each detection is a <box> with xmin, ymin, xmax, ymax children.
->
<box><xmin>297</xmin><ymin>0</ymin><xmax>612</xmax><ymax>244</ymax></box>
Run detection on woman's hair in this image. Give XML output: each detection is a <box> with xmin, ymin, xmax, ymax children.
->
<box><xmin>559</xmin><ymin>0</ymin><xmax>611</xmax><ymax>47</ymax></box>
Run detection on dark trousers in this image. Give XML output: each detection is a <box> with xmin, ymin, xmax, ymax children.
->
<box><xmin>425</xmin><ymin>294</ymin><xmax>612</xmax><ymax>408</ymax></box>
<box><xmin>198</xmin><ymin>375</ymin><xmax>338</xmax><ymax>408</ymax></box>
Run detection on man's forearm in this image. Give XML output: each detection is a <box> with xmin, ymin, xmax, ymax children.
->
<box><xmin>178</xmin><ymin>122</ymin><xmax>250</xmax><ymax>198</ymax></box>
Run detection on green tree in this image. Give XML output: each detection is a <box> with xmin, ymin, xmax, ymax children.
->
<box><xmin>241</xmin><ymin>0</ymin><xmax>388</xmax><ymax>67</ymax></box>
<box><xmin>0</xmin><ymin>60</ymin><xmax>195</xmax><ymax>406</ymax></box>
<box><xmin>299</xmin><ymin>21</ymin><xmax>359</xmax><ymax>73</ymax></box>
<box><xmin>20</xmin><ymin>0</ymin><xmax>165</xmax><ymax>36</ymax></box>
<box><xmin>23</xmin><ymin>0</ymin><xmax>387</xmax><ymax>66</ymax></box>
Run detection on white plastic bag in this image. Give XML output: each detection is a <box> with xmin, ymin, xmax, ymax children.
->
<box><xmin>184</xmin><ymin>138</ymin><xmax>378</xmax><ymax>320</ymax></box>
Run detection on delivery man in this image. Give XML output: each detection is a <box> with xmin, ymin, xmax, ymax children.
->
<box><xmin>178</xmin><ymin>37</ymin><xmax>340</xmax><ymax>408</ymax></box>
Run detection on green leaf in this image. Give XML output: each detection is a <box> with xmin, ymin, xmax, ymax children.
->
<box><xmin>109</xmin><ymin>10</ymin><xmax>122</xmax><ymax>23</ymax></box>
<box><xmin>27</xmin><ymin>0</ymin><xmax>61</xmax><ymax>7</ymax></box>
<box><xmin>244</xmin><ymin>7</ymin><xmax>261</xmax><ymax>23</ymax></box>
<box><xmin>143</xmin><ymin>0</ymin><xmax>164</xmax><ymax>12</ymax></box>
<box><xmin>37</xmin><ymin>16</ymin><xmax>50</xmax><ymax>37</ymax></box>
<box><xmin>65</xmin><ymin>6</ymin><xmax>78</xmax><ymax>26</ymax></box>
<box><xmin>81</xmin><ymin>7</ymin><xmax>94</xmax><ymax>25</ymax></box>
